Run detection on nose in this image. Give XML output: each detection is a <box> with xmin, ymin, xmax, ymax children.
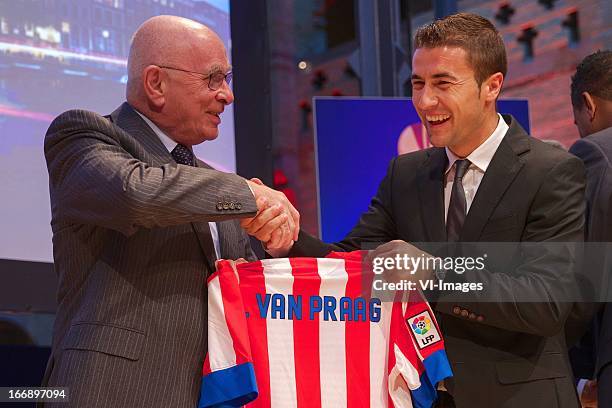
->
<box><xmin>217</xmin><ymin>81</ymin><xmax>234</xmax><ymax>105</ymax></box>
<box><xmin>415</xmin><ymin>84</ymin><xmax>437</xmax><ymax>111</ymax></box>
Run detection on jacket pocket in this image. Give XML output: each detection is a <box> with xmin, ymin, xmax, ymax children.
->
<box><xmin>496</xmin><ymin>352</ymin><xmax>566</xmax><ymax>384</ymax></box>
<box><xmin>62</xmin><ymin>321</ymin><xmax>145</xmax><ymax>361</ymax></box>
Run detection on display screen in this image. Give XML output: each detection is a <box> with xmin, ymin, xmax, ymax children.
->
<box><xmin>0</xmin><ymin>0</ymin><xmax>234</xmax><ymax>262</ymax></box>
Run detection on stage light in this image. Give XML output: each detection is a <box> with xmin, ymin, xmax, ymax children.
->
<box><xmin>312</xmin><ymin>69</ymin><xmax>328</xmax><ymax>90</ymax></box>
<box><xmin>562</xmin><ymin>9</ymin><xmax>580</xmax><ymax>45</ymax></box>
<box><xmin>495</xmin><ymin>3</ymin><xmax>515</xmax><ymax>25</ymax></box>
<box><xmin>298</xmin><ymin>100</ymin><xmax>312</xmax><ymax>131</ymax></box>
<box><xmin>538</xmin><ymin>0</ymin><xmax>557</xmax><ymax>10</ymax></box>
<box><xmin>517</xmin><ymin>25</ymin><xmax>539</xmax><ymax>61</ymax></box>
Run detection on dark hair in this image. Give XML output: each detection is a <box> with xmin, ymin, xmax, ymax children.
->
<box><xmin>571</xmin><ymin>50</ymin><xmax>612</xmax><ymax>108</ymax></box>
<box><xmin>414</xmin><ymin>13</ymin><xmax>507</xmax><ymax>87</ymax></box>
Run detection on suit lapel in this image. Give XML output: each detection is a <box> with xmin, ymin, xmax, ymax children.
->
<box><xmin>216</xmin><ymin>221</ymin><xmax>235</xmax><ymax>260</ymax></box>
<box><xmin>191</xmin><ymin>222</ymin><xmax>217</xmax><ymax>272</ymax></box>
<box><xmin>197</xmin><ymin>156</ymin><xmax>245</xmax><ymax>261</ymax></box>
<box><xmin>417</xmin><ymin>148</ymin><xmax>447</xmax><ymax>242</ymax></box>
<box><xmin>111</xmin><ymin>102</ymin><xmax>218</xmax><ymax>271</ymax></box>
<box><xmin>110</xmin><ymin>102</ymin><xmax>174</xmax><ymax>166</ymax></box>
<box><xmin>461</xmin><ymin>115</ymin><xmax>529</xmax><ymax>241</ymax></box>
<box><xmin>191</xmin><ymin>158</ymin><xmax>219</xmax><ymax>271</ymax></box>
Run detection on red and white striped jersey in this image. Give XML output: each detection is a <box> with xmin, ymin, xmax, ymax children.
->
<box><xmin>199</xmin><ymin>251</ymin><xmax>452</xmax><ymax>408</ymax></box>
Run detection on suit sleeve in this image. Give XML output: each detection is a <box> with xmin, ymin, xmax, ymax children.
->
<box><xmin>44</xmin><ymin>110</ymin><xmax>257</xmax><ymax>236</ymax></box>
<box><xmin>389</xmin><ymin>294</ymin><xmax>452</xmax><ymax>408</ymax></box>
<box><xmin>289</xmin><ymin>158</ymin><xmax>398</xmax><ymax>257</ymax></box>
<box><xmin>570</xmin><ymin>138</ymin><xmax>612</xmax><ymax>242</ymax></box>
<box><xmin>566</xmin><ymin>138</ymin><xmax>610</xmax><ymax>342</ymax></box>
<box><xmin>566</xmin><ymin>137</ymin><xmax>612</xmax><ymax>376</ymax></box>
<box><xmin>435</xmin><ymin>155</ymin><xmax>587</xmax><ymax>337</ymax></box>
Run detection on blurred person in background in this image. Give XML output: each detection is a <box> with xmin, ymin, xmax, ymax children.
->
<box><xmin>568</xmin><ymin>49</ymin><xmax>612</xmax><ymax>408</ymax></box>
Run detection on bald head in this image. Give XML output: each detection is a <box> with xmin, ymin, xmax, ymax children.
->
<box><xmin>126</xmin><ymin>15</ymin><xmax>225</xmax><ymax>102</ymax></box>
<box><xmin>124</xmin><ymin>15</ymin><xmax>234</xmax><ymax>146</ymax></box>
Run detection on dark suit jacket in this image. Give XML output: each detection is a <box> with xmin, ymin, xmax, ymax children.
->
<box><xmin>568</xmin><ymin>127</ymin><xmax>612</xmax><ymax>384</ymax></box>
<box><xmin>42</xmin><ymin>103</ymin><xmax>257</xmax><ymax>407</ymax></box>
<box><xmin>290</xmin><ymin>115</ymin><xmax>586</xmax><ymax>407</ymax></box>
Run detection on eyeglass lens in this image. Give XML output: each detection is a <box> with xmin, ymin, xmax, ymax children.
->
<box><xmin>209</xmin><ymin>72</ymin><xmax>232</xmax><ymax>90</ymax></box>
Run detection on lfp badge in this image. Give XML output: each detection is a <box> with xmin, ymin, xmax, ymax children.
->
<box><xmin>411</xmin><ymin>314</ymin><xmax>431</xmax><ymax>335</ymax></box>
<box><xmin>408</xmin><ymin>310</ymin><xmax>441</xmax><ymax>349</ymax></box>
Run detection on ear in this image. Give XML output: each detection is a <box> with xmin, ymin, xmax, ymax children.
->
<box><xmin>581</xmin><ymin>92</ymin><xmax>597</xmax><ymax>121</ymax></box>
<box><xmin>142</xmin><ymin>65</ymin><xmax>166</xmax><ymax>109</ymax></box>
<box><xmin>482</xmin><ymin>72</ymin><xmax>504</xmax><ymax>102</ymax></box>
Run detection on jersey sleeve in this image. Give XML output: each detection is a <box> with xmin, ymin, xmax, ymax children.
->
<box><xmin>388</xmin><ymin>291</ymin><xmax>453</xmax><ymax>408</ymax></box>
<box><xmin>199</xmin><ymin>260</ymin><xmax>258</xmax><ymax>408</ymax></box>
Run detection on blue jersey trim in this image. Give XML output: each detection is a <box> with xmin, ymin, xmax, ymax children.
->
<box><xmin>423</xmin><ymin>349</ymin><xmax>453</xmax><ymax>387</ymax></box>
<box><xmin>198</xmin><ymin>362</ymin><xmax>258</xmax><ymax>408</ymax></box>
<box><xmin>411</xmin><ymin>350</ymin><xmax>453</xmax><ymax>408</ymax></box>
<box><xmin>410</xmin><ymin>376</ymin><xmax>437</xmax><ymax>408</ymax></box>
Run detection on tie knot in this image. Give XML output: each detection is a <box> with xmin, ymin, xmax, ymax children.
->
<box><xmin>454</xmin><ymin>159</ymin><xmax>470</xmax><ymax>180</ymax></box>
<box><xmin>171</xmin><ymin>144</ymin><xmax>194</xmax><ymax>166</ymax></box>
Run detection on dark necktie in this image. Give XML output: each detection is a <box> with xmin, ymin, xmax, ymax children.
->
<box><xmin>170</xmin><ymin>143</ymin><xmax>218</xmax><ymax>271</ymax></box>
<box><xmin>171</xmin><ymin>144</ymin><xmax>194</xmax><ymax>166</ymax></box>
<box><xmin>446</xmin><ymin>159</ymin><xmax>471</xmax><ymax>242</ymax></box>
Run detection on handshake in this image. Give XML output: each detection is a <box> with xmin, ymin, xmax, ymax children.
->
<box><xmin>240</xmin><ymin>177</ymin><xmax>434</xmax><ymax>282</ymax></box>
<box><xmin>241</xmin><ymin>178</ymin><xmax>300</xmax><ymax>256</ymax></box>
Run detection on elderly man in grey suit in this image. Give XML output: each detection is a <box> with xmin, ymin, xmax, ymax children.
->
<box><xmin>568</xmin><ymin>50</ymin><xmax>612</xmax><ymax>408</ymax></box>
<box><xmin>42</xmin><ymin>16</ymin><xmax>298</xmax><ymax>407</ymax></box>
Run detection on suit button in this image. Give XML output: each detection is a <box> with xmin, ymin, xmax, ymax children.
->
<box><xmin>453</xmin><ymin>306</ymin><xmax>461</xmax><ymax>315</ymax></box>
<box><xmin>236</xmin><ymin>203</ymin><xmax>242</xmax><ymax>210</ymax></box>
<box><xmin>216</xmin><ymin>202</ymin><xmax>223</xmax><ymax>211</ymax></box>
<box><xmin>229</xmin><ymin>202</ymin><xmax>235</xmax><ymax>210</ymax></box>
<box><xmin>460</xmin><ymin>309</ymin><xmax>469</xmax><ymax>318</ymax></box>
<box><xmin>468</xmin><ymin>313</ymin><xmax>476</xmax><ymax>320</ymax></box>
<box><xmin>223</xmin><ymin>202</ymin><xmax>229</xmax><ymax>210</ymax></box>
<box><xmin>477</xmin><ymin>315</ymin><xmax>484</xmax><ymax>322</ymax></box>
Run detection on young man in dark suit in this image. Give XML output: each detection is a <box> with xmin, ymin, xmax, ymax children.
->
<box><xmin>43</xmin><ymin>16</ymin><xmax>297</xmax><ymax>407</ymax></box>
<box><xmin>246</xmin><ymin>13</ymin><xmax>586</xmax><ymax>408</ymax></box>
<box><xmin>568</xmin><ymin>49</ymin><xmax>612</xmax><ymax>408</ymax></box>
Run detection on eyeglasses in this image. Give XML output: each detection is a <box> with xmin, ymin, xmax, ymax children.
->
<box><xmin>156</xmin><ymin>65</ymin><xmax>233</xmax><ymax>91</ymax></box>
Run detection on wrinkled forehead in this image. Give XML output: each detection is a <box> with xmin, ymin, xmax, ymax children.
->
<box><xmin>188</xmin><ymin>36</ymin><xmax>232</xmax><ymax>74</ymax></box>
<box><xmin>202</xmin><ymin>62</ymin><xmax>232</xmax><ymax>75</ymax></box>
<box><xmin>411</xmin><ymin>46</ymin><xmax>474</xmax><ymax>78</ymax></box>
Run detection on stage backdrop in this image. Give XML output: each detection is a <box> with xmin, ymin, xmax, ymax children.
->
<box><xmin>314</xmin><ymin>97</ymin><xmax>530</xmax><ymax>243</ymax></box>
<box><xmin>0</xmin><ymin>0</ymin><xmax>233</xmax><ymax>263</ymax></box>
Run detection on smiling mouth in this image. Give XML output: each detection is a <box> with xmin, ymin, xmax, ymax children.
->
<box><xmin>426</xmin><ymin>114</ymin><xmax>451</xmax><ymax>126</ymax></box>
<box><xmin>207</xmin><ymin>112</ymin><xmax>222</xmax><ymax>124</ymax></box>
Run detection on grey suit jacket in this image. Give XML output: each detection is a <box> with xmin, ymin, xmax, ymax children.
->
<box><xmin>289</xmin><ymin>115</ymin><xmax>586</xmax><ymax>407</ymax></box>
<box><xmin>42</xmin><ymin>103</ymin><xmax>257</xmax><ymax>407</ymax></box>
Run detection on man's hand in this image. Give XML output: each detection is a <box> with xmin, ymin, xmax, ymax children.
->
<box><xmin>241</xmin><ymin>178</ymin><xmax>299</xmax><ymax>253</ymax></box>
<box><xmin>579</xmin><ymin>379</ymin><xmax>597</xmax><ymax>408</ymax></box>
<box><xmin>215</xmin><ymin>258</ymin><xmax>249</xmax><ymax>274</ymax></box>
<box><xmin>366</xmin><ymin>240</ymin><xmax>435</xmax><ymax>284</ymax></box>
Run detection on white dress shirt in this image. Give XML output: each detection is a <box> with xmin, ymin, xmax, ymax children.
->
<box><xmin>444</xmin><ymin>113</ymin><xmax>509</xmax><ymax>222</ymax></box>
<box><xmin>438</xmin><ymin>114</ymin><xmax>508</xmax><ymax>392</ymax></box>
<box><xmin>135</xmin><ymin>111</ymin><xmax>221</xmax><ymax>259</ymax></box>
